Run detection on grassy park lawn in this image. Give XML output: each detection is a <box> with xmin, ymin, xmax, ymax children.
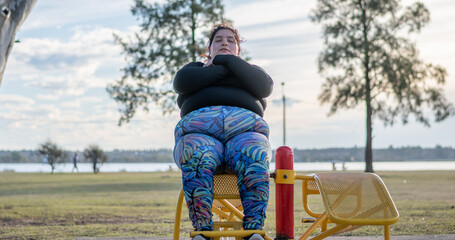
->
<box><xmin>1</xmin><ymin>170</ymin><xmax>454</xmax><ymax>239</ymax></box>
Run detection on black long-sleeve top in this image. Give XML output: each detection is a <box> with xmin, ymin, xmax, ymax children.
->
<box><xmin>173</xmin><ymin>54</ymin><xmax>273</xmax><ymax>117</ymax></box>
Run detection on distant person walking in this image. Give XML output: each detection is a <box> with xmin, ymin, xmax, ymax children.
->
<box><xmin>72</xmin><ymin>152</ymin><xmax>79</xmax><ymax>173</ymax></box>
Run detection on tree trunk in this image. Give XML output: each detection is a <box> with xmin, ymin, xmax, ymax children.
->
<box><xmin>365</xmin><ymin>101</ymin><xmax>374</xmax><ymax>172</ymax></box>
<box><xmin>365</xmin><ymin>59</ymin><xmax>374</xmax><ymax>172</ymax></box>
<box><xmin>360</xmin><ymin>0</ymin><xmax>374</xmax><ymax>172</ymax></box>
<box><xmin>93</xmin><ymin>157</ymin><xmax>99</xmax><ymax>173</ymax></box>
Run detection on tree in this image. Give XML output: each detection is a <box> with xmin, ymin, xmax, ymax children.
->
<box><xmin>83</xmin><ymin>144</ymin><xmax>107</xmax><ymax>173</ymax></box>
<box><xmin>0</xmin><ymin>0</ymin><xmax>37</xmax><ymax>85</ymax></box>
<box><xmin>310</xmin><ymin>0</ymin><xmax>455</xmax><ymax>172</ymax></box>
<box><xmin>38</xmin><ymin>140</ymin><xmax>67</xmax><ymax>174</ymax></box>
<box><xmin>107</xmin><ymin>0</ymin><xmax>228</xmax><ymax>125</ymax></box>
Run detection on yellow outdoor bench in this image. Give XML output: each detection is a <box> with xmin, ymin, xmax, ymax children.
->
<box><xmin>296</xmin><ymin>172</ymin><xmax>399</xmax><ymax>240</ymax></box>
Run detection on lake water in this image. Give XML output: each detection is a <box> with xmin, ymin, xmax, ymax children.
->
<box><xmin>1</xmin><ymin>161</ymin><xmax>454</xmax><ymax>173</ymax></box>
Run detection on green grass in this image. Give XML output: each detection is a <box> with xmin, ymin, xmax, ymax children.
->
<box><xmin>1</xmin><ymin>170</ymin><xmax>454</xmax><ymax>239</ymax></box>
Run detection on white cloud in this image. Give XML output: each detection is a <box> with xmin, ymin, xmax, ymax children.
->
<box><xmin>0</xmin><ymin>102</ymin><xmax>58</xmax><ymax>129</ymax></box>
<box><xmin>60</xmin><ymin>100</ymin><xmax>81</xmax><ymax>109</ymax></box>
<box><xmin>81</xmin><ymin>96</ymin><xmax>103</xmax><ymax>103</ymax></box>
<box><xmin>240</xmin><ymin>19</ymin><xmax>318</xmax><ymax>42</ymax></box>
<box><xmin>26</xmin><ymin>73</ymin><xmax>106</xmax><ymax>98</ymax></box>
<box><xmin>20</xmin><ymin>0</ymin><xmax>135</xmax><ymax>31</ymax></box>
<box><xmin>7</xmin><ymin>26</ymin><xmax>130</xmax><ymax>99</ymax></box>
<box><xmin>0</xmin><ymin>94</ymin><xmax>35</xmax><ymax>107</ymax></box>
<box><xmin>15</xmin><ymin>26</ymin><xmax>123</xmax><ymax>68</ymax></box>
<box><xmin>227</xmin><ymin>0</ymin><xmax>314</xmax><ymax>28</ymax></box>
<box><xmin>36</xmin><ymin>94</ymin><xmax>60</xmax><ymax>101</ymax></box>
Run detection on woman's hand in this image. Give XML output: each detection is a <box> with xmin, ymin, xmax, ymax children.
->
<box><xmin>204</xmin><ymin>53</ymin><xmax>236</xmax><ymax>67</ymax></box>
<box><xmin>203</xmin><ymin>58</ymin><xmax>214</xmax><ymax>67</ymax></box>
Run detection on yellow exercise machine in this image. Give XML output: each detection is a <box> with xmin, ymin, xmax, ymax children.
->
<box><xmin>174</xmin><ymin>146</ymin><xmax>399</xmax><ymax>240</ymax></box>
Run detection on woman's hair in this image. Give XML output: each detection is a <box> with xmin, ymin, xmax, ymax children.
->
<box><xmin>206</xmin><ymin>22</ymin><xmax>243</xmax><ymax>59</ymax></box>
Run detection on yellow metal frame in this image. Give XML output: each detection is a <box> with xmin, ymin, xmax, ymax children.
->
<box><xmin>297</xmin><ymin>174</ymin><xmax>324</xmax><ymax>219</ymax></box>
<box><xmin>174</xmin><ymin>171</ymin><xmax>399</xmax><ymax>240</ymax></box>
<box><xmin>274</xmin><ymin>169</ymin><xmax>296</xmax><ymax>184</ymax></box>
<box><xmin>174</xmin><ymin>189</ymin><xmax>185</xmax><ymax>240</ymax></box>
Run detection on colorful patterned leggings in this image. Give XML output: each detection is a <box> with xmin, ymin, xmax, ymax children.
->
<box><xmin>173</xmin><ymin>106</ymin><xmax>271</xmax><ymax>231</ymax></box>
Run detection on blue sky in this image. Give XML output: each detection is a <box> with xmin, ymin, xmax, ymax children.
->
<box><xmin>1</xmin><ymin>0</ymin><xmax>455</xmax><ymax>151</ymax></box>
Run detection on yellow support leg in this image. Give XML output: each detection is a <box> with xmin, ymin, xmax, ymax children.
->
<box><xmin>321</xmin><ymin>218</ymin><xmax>328</xmax><ymax>232</ymax></box>
<box><xmin>212</xmin><ymin>205</ymin><xmax>230</xmax><ymax>219</ymax></box>
<box><xmin>385</xmin><ymin>225</ymin><xmax>390</xmax><ymax>240</ymax></box>
<box><xmin>174</xmin><ymin>189</ymin><xmax>185</xmax><ymax>240</ymax></box>
<box><xmin>298</xmin><ymin>212</ymin><xmax>328</xmax><ymax>240</ymax></box>
<box><xmin>217</xmin><ymin>199</ymin><xmax>244</xmax><ymax>219</ymax></box>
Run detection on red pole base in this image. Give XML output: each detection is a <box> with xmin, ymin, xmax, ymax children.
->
<box><xmin>275</xmin><ymin>146</ymin><xmax>294</xmax><ymax>240</ymax></box>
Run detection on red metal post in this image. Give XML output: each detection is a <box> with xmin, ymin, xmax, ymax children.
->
<box><xmin>275</xmin><ymin>146</ymin><xmax>294</xmax><ymax>240</ymax></box>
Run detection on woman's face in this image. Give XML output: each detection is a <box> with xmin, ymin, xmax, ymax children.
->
<box><xmin>209</xmin><ymin>29</ymin><xmax>240</xmax><ymax>58</ymax></box>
